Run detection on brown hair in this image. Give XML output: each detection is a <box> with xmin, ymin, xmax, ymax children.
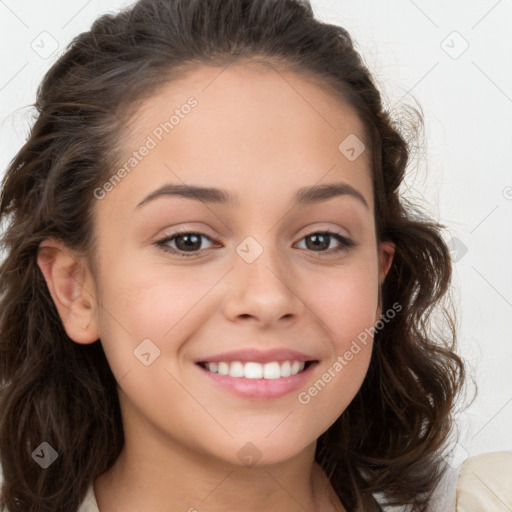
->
<box><xmin>0</xmin><ymin>0</ymin><xmax>465</xmax><ymax>510</ymax></box>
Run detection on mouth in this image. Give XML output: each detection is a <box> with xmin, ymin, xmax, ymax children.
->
<box><xmin>196</xmin><ymin>360</ymin><xmax>315</xmax><ymax>379</ymax></box>
<box><xmin>195</xmin><ymin>359</ymin><xmax>319</xmax><ymax>399</ymax></box>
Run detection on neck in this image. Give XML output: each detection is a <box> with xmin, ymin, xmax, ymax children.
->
<box><xmin>93</xmin><ymin>407</ymin><xmax>345</xmax><ymax>511</ymax></box>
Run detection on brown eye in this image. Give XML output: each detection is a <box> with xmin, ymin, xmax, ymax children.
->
<box><xmin>173</xmin><ymin>233</ymin><xmax>203</xmax><ymax>252</ymax></box>
<box><xmin>297</xmin><ymin>231</ymin><xmax>355</xmax><ymax>254</ymax></box>
<box><xmin>305</xmin><ymin>233</ymin><xmax>330</xmax><ymax>251</ymax></box>
<box><xmin>156</xmin><ymin>231</ymin><xmax>215</xmax><ymax>257</ymax></box>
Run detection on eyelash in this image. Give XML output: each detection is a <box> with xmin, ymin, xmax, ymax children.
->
<box><xmin>155</xmin><ymin>229</ymin><xmax>356</xmax><ymax>258</ymax></box>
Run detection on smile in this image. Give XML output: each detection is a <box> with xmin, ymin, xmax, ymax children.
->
<box><xmin>198</xmin><ymin>360</ymin><xmax>311</xmax><ymax>379</ymax></box>
<box><xmin>195</xmin><ymin>360</ymin><xmax>318</xmax><ymax>399</ymax></box>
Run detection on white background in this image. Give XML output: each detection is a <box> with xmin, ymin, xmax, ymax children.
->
<box><xmin>0</xmin><ymin>0</ymin><xmax>511</xmax><ymax>464</ymax></box>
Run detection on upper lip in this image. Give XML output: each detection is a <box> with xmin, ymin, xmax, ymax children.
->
<box><xmin>195</xmin><ymin>348</ymin><xmax>317</xmax><ymax>364</ymax></box>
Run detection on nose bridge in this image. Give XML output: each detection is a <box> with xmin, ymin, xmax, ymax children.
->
<box><xmin>235</xmin><ymin>233</ymin><xmax>289</xmax><ymax>291</ymax></box>
<box><xmin>222</xmin><ymin>232</ymin><xmax>302</xmax><ymax>323</ymax></box>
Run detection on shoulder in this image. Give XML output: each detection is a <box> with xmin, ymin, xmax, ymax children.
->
<box><xmin>380</xmin><ymin>451</ymin><xmax>512</xmax><ymax>512</ymax></box>
<box><xmin>456</xmin><ymin>450</ymin><xmax>512</xmax><ymax>511</ymax></box>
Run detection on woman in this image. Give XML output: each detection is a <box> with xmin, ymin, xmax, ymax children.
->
<box><xmin>0</xmin><ymin>0</ymin><xmax>484</xmax><ymax>510</ymax></box>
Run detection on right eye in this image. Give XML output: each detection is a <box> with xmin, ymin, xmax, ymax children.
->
<box><xmin>155</xmin><ymin>231</ymin><xmax>217</xmax><ymax>258</ymax></box>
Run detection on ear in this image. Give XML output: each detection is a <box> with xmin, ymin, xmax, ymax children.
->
<box><xmin>36</xmin><ymin>237</ymin><xmax>99</xmax><ymax>344</ymax></box>
<box><xmin>375</xmin><ymin>240</ymin><xmax>396</xmax><ymax>320</ymax></box>
<box><xmin>378</xmin><ymin>240</ymin><xmax>395</xmax><ymax>286</ymax></box>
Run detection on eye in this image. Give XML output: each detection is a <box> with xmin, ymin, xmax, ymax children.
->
<box><xmin>155</xmin><ymin>230</ymin><xmax>216</xmax><ymax>257</ymax></box>
<box><xmin>154</xmin><ymin>229</ymin><xmax>356</xmax><ymax>258</ymax></box>
<box><xmin>295</xmin><ymin>230</ymin><xmax>356</xmax><ymax>255</ymax></box>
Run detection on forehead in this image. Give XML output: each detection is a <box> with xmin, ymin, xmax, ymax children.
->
<box><xmin>105</xmin><ymin>60</ymin><xmax>373</xmax><ymax>214</ymax></box>
<box><xmin>125</xmin><ymin>60</ymin><xmax>368</xmax><ymax>149</ymax></box>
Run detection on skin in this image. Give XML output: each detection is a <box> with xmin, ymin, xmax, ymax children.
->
<box><xmin>37</xmin><ymin>59</ymin><xmax>394</xmax><ymax>512</ymax></box>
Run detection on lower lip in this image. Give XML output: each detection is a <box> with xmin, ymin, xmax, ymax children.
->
<box><xmin>196</xmin><ymin>362</ymin><xmax>318</xmax><ymax>400</ymax></box>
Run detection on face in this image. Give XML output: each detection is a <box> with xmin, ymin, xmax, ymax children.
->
<box><xmin>42</xmin><ymin>60</ymin><xmax>394</xmax><ymax>468</ymax></box>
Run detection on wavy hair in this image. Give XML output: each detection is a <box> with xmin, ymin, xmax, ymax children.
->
<box><xmin>0</xmin><ymin>0</ymin><xmax>465</xmax><ymax>510</ymax></box>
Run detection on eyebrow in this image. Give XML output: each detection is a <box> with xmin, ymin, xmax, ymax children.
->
<box><xmin>135</xmin><ymin>181</ymin><xmax>369</xmax><ymax>210</ymax></box>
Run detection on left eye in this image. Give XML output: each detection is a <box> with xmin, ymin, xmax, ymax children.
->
<box><xmin>295</xmin><ymin>231</ymin><xmax>354</xmax><ymax>252</ymax></box>
<box><xmin>155</xmin><ymin>230</ymin><xmax>355</xmax><ymax>258</ymax></box>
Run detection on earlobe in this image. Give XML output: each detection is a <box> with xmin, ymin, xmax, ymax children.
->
<box><xmin>36</xmin><ymin>238</ymin><xmax>99</xmax><ymax>344</ymax></box>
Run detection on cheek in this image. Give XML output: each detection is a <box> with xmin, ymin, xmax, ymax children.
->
<box><xmin>93</xmin><ymin>259</ymin><xmax>184</xmax><ymax>373</ymax></box>
<box><xmin>298</xmin><ymin>257</ymin><xmax>378</xmax><ymax>411</ymax></box>
<box><xmin>93</xmin><ymin>252</ymin><xmax>227</xmax><ymax>385</ymax></box>
<box><xmin>312</xmin><ymin>257</ymin><xmax>380</xmax><ymax>341</ymax></box>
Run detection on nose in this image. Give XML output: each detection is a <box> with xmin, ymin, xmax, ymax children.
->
<box><xmin>221</xmin><ymin>238</ymin><xmax>305</xmax><ymax>328</ymax></box>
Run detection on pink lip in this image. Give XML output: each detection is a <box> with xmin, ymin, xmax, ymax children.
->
<box><xmin>196</xmin><ymin>361</ymin><xmax>318</xmax><ymax>400</ymax></box>
<box><xmin>195</xmin><ymin>347</ymin><xmax>317</xmax><ymax>364</ymax></box>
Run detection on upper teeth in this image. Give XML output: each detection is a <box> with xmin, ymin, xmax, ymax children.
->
<box><xmin>204</xmin><ymin>360</ymin><xmax>306</xmax><ymax>379</ymax></box>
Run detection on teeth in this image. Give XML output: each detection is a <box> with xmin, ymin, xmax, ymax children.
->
<box><xmin>263</xmin><ymin>362</ymin><xmax>280</xmax><ymax>379</ymax></box>
<box><xmin>245</xmin><ymin>362</ymin><xmax>263</xmax><ymax>379</ymax></box>
<box><xmin>218</xmin><ymin>362</ymin><xmax>229</xmax><ymax>376</ymax></box>
<box><xmin>280</xmin><ymin>360</ymin><xmax>291</xmax><ymax>377</ymax></box>
<box><xmin>228</xmin><ymin>361</ymin><xmax>244</xmax><ymax>377</ymax></box>
<box><xmin>291</xmin><ymin>361</ymin><xmax>301</xmax><ymax>375</ymax></box>
<box><xmin>203</xmin><ymin>360</ymin><xmax>307</xmax><ymax>379</ymax></box>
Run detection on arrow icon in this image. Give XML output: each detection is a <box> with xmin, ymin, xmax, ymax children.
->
<box><xmin>236</xmin><ymin>236</ymin><xmax>263</xmax><ymax>263</ymax></box>
<box><xmin>338</xmin><ymin>134</ymin><xmax>365</xmax><ymax>161</ymax></box>
<box><xmin>31</xmin><ymin>442</ymin><xmax>58</xmax><ymax>468</ymax></box>
<box><xmin>134</xmin><ymin>339</ymin><xmax>161</xmax><ymax>366</ymax></box>
<box><xmin>237</xmin><ymin>442</ymin><xmax>262</xmax><ymax>466</ymax></box>
<box><xmin>34</xmin><ymin>449</ymin><xmax>45</xmax><ymax>458</ymax></box>
<box><xmin>440</xmin><ymin>31</ymin><xmax>469</xmax><ymax>59</ymax></box>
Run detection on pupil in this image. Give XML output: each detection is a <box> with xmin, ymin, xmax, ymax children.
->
<box><xmin>308</xmin><ymin>233</ymin><xmax>328</xmax><ymax>251</ymax></box>
<box><xmin>178</xmin><ymin>234</ymin><xmax>200</xmax><ymax>251</ymax></box>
